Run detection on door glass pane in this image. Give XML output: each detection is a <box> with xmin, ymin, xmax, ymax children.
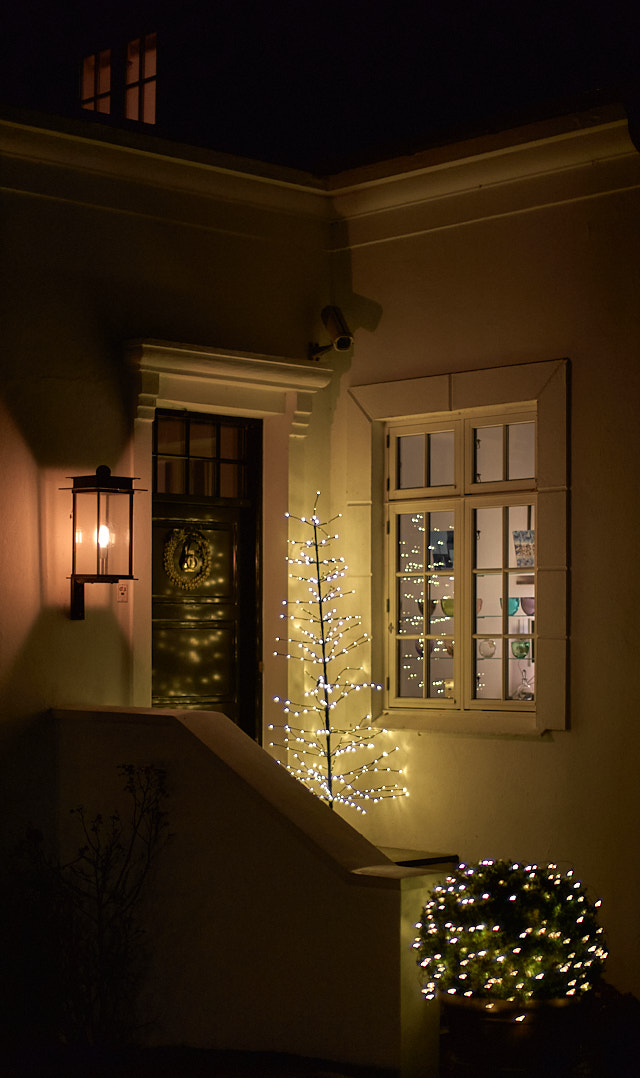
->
<box><xmin>190</xmin><ymin>421</ymin><xmax>216</xmax><ymax>458</ymax></box>
<box><xmin>397</xmin><ymin>513</ymin><xmax>424</xmax><ymax>572</ymax></box>
<box><xmin>220</xmin><ymin>462</ymin><xmax>240</xmax><ymax>497</ymax></box>
<box><xmin>157</xmin><ymin>416</ymin><xmax>185</xmax><ymax>455</ymax></box>
<box><xmin>220</xmin><ymin>425</ymin><xmax>240</xmax><ymax>459</ymax></box>
<box><xmin>156</xmin><ymin>457</ymin><xmax>186</xmax><ymax>494</ymax></box>
<box><xmin>427</xmin><ymin>510</ymin><xmax>454</xmax><ymax>569</ymax></box>
<box><xmin>397</xmin><ymin>434</ymin><xmax>425</xmax><ymax>489</ymax></box>
<box><xmin>429</xmin><ymin>430</ymin><xmax>454</xmax><ymax>486</ymax></box>
<box><xmin>190</xmin><ymin>460</ymin><xmax>214</xmax><ymax>497</ymax></box>
<box><xmin>474</xmin><ymin>424</ymin><xmax>503</xmax><ymax>482</ymax></box>
<box><xmin>508</xmin><ymin>422</ymin><xmax>535</xmax><ymax>479</ymax></box>
<box><xmin>475</xmin><ymin>507</ymin><xmax>502</xmax><ymax>568</ymax></box>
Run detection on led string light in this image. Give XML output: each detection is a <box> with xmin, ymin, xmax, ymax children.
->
<box><xmin>413</xmin><ymin>859</ymin><xmax>607</xmax><ymax>1008</ymax></box>
<box><xmin>270</xmin><ymin>493</ymin><xmax>408</xmax><ymax>812</ymax></box>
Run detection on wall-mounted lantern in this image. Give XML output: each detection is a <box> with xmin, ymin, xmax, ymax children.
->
<box><xmin>65</xmin><ymin>465</ymin><xmax>139</xmax><ymax>620</ymax></box>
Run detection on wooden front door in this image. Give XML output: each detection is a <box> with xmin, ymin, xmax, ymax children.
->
<box><xmin>151</xmin><ymin>410</ymin><xmax>262</xmax><ymax>740</ymax></box>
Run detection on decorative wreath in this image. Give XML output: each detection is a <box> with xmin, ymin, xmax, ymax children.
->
<box><xmin>163</xmin><ymin>528</ymin><xmax>212</xmax><ymax>591</ymax></box>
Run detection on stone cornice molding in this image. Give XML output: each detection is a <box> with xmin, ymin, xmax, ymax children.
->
<box><xmin>0</xmin><ymin>116</ymin><xmax>329</xmax><ymax>219</ymax></box>
<box><xmin>328</xmin><ymin>117</ymin><xmax>639</xmax><ymax>247</ymax></box>
<box><xmin>130</xmin><ymin>339</ymin><xmax>332</xmax><ymax>439</ymax></box>
<box><xmin>328</xmin><ymin>113</ymin><xmax>636</xmax><ymax>206</ymax></box>
<box><xmin>3</xmin><ymin>110</ymin><xmax>634</xmax><ymax>230</ymax></box>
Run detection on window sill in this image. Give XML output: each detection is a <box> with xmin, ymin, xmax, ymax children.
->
<box><xmin>377</xmin><ymin>708</ymin><xmax>545</xmax><ymax>738</ymax></box>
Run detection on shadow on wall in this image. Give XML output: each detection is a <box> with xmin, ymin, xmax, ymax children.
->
<box><xmin>0</xmin><ymin>333</ymin><xmax>135</xmax><ymax>471</ymax></box>
<box><xmin>0</xmin><ymin>607</ymin><xmax>133</xmax><ymax>844</ymax></box>
<box><xmin>0</xmin><ymin>604</ymin><xmax>134</xmax><ymax>1045</ymax></box>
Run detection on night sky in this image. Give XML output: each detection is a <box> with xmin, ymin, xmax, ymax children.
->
<box><xmin>2</xmin><ymin>0</ymin><xmax>638</xmax><ymax>173</ymax></box>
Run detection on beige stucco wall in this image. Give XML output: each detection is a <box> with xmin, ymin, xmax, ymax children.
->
<box><xmin>311</xmin><ymin>116</ymin><xmax>640</xmax><ymax>997</ymax></box>
<box><xmin>50</xmin><ymin>707</ymin><xmax>442</xmax><ymax>1073</ymax></box>
<box><xmin>1</xmin><ymin>109</ymin><xmax>639</xmax><ymax>1042</ymax></box>
<box><xmin>0</xmin><ymin>118</ymin><xmax>330</xmax><ymax>846</ymax></box>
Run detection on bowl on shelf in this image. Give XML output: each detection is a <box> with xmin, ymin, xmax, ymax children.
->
<box><xmin>521</xmin><ymin>596</ymin><xmax>535</xmax><ymax>616</ymax></box>
<box><xmin>441</xmin><ymin>598</ymin><xmax>454</xmax><ymax>617</ymax></box>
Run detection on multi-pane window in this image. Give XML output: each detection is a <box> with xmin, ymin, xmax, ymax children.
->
<box><xmin>387</xmin><ymin>410</ymin><xmax>537</xmax><ymax>713</ymax></box>
<box><xmin>125</xmin><ymin>34</ymin><xmax>157</xmax><ymax>124</ymax></box>
<box><xmin>80</xmin><ymin>50</ymin><xmax>111</xmax><ymax>114</ymax></box>
<box><xmin>80</xmin><ymin>35</ymin><xmax>156</xmax><ymax>124</ymax></box>
<box><xmin>153</xmin><ymin>411</ymin><xmax>259</xmax><ymax>499</ymax></box>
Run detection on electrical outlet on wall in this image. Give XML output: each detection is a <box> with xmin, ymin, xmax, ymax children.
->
<box><xmin>117</xmin><ymin>583</ymin><xmax>129</xmax><ymax>603</ymax></box>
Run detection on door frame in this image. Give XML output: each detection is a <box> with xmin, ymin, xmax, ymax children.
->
<box><xmin>129</xmin><ymin>340</ymin><xmax>333</xmax><ymax>739</ymax></box>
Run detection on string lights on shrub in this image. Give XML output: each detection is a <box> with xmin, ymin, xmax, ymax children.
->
<box><xmin>413</xmin><ymin>859</ymin><xmax>607</xmax><ymax>1004</ymax></box>
<box><xmin>269</xmin><ymin>493</ymin><xmax>408</xmax><ymax>812</ymax></box>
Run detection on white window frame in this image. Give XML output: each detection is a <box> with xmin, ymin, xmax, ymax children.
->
<box><xmin>349</xmin><ymin>359</ymin><xmax>568</xmax><ymax>736</ymax></box>
<box><xmin>388</xmin><ymin>417</ymin><xmax>538</xmax><ymax>710</ymax></box>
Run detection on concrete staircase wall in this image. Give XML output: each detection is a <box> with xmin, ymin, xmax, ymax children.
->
<box><xmin>52</xmin><ymin>707</ymin><xmax>450</xmax><ymax>1075</ymax></box>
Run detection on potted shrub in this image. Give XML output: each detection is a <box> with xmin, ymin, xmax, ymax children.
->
<box><xmin>414</xmin><ymin>859</ymin><xmax>608</xmax><ymax>1073</ymax></box>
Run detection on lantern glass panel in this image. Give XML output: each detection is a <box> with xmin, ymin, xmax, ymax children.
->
<box><xmin>74</xmin><ymin>490</ymin><xmax>131</xmax><ymax>577</ymax></box>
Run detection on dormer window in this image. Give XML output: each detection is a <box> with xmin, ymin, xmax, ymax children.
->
<box><xmin>80</xmin><ymin>49</ymin><xmax>111</xmax><ymax>114</ymax></box>
<box><xmin>80</xmin><ymin>35</ymin><xmax>156</xmax><ymax>125</ymax></box>
<box><xmin>125</xmin><ymin>34</ymin><xmax>157</xmax><ymax>124</ymax></box>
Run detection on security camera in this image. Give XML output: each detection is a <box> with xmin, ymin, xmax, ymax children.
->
<box><xmin>321</xmin><ymin>306</ymin><xmax>353</xmax><ymax>351</ymax></box>
<box><xmin>308</xmin><ymin>305</ymin><xmax>353</xmax><ymax>361</ymax></box>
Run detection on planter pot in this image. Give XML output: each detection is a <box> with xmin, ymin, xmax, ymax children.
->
<box><xmin>439</xmin><ymin>992</ymin><xmax>585</xmax><ymax>1075</ymax></box>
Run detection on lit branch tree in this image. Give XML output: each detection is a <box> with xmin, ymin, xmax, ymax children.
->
<box><xmin>270</xmin><ymin>494</ymin><xmax>408</xmax><ymax>812</ymax></box>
